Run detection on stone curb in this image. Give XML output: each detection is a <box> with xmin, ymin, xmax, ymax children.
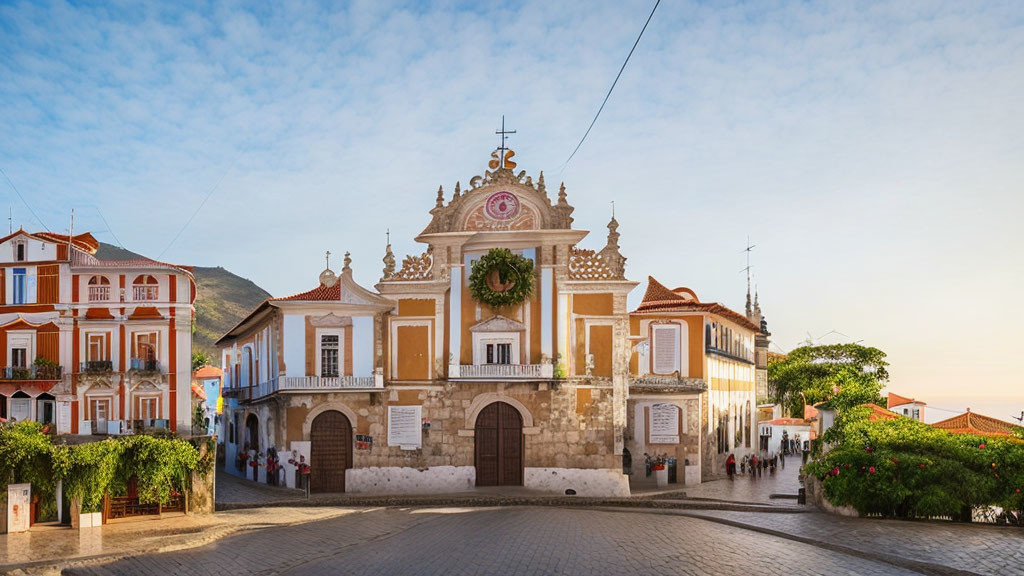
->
<box><xmin>215</xmin><ymin>495</ymin><xmax>806</xmax><ymax>513</ymax></box>
<box><xmin>669</xmin><ymin>511</ymin><xmax>983</xmax><ymax>576</ymax></box>
<box><xmin>0</xmin><ymin>510</ymin><xmax>359</xmax><ymax>575</ymax></box>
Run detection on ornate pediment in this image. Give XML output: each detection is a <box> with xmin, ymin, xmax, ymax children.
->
<box><xmin>79</xmin><ymin>374</ymin><xmax>115</xmax><ymax>393</ymax></box>
<box><xmin>309</xmin><ymin>312</ymin><xmax>353</xmax><ymax>327</ymax></box>
<box><xmin>419</xmin><ymin>151</ymin><xmax>575</xmax><ymax>236</ymax></box>
<box><xmin>470</xmin><ymin>315</ymin><xmax>526</xmax><ymax>333</ymax></box>
<box><xmin>131</xmin><ymin>379</ymin><xmax>163</xmax><ymax>393</ymax></box>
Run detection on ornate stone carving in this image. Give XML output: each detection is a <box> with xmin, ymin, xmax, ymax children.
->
<box><xmin>568</xmin><ymin>248</ymin><xmax>625</xmax><ymax>280</ymax></box>
<box><xmin>469</xmin><ymin>315</ymin><xmax>527</xmax><ymax>333</ymax></box>
<box><xmin>309</xmin><ymin>312</ymin><xmax>353</xmax><ymax>327</ymax></box>
<box><xmin>419</xmin><ymin>152</ymin><xmax>575</xmax><ymax>235</ymax></box>
<box><xmin>382</xmin><ymin>242</ymin><xmax>396</xmax><ymax>279</ymax></box>
<box><xmin>391</xmin><ymin>250</ymin><xmax>434</xmax><ymax>281</ymax></box>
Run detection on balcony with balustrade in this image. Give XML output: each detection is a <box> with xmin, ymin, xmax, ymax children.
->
<box><xmin>230</xmin><ymin>373</ymin><xmax>385</xmax><ymax>402</ymax></box>
<box><xmin>129</xmin><ymin>358</ymin><xmax>161</xmax><ymax>373</ymax></box>
<box><xmin>88</xmin><ymin>286</ymin><xmax>111</xmax><ymax>302</ymax></box>
<box><xmin>448</xmin><ymin>363</ymin><xmax>554</xmax><ymax>380</ymax></box>
<box><xmin>80</xmin><ymin>360</ymin><xmax>114</xmax><ymax>374</ymax></box>
<box><xmin>1</xmin><ymin>365</ymin><xmax>63</xmax><ymax>381</ymax></box>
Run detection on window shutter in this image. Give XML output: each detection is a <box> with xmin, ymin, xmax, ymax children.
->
<box><xmin>652</xmin><ymin>325</ymin><xmax>680</xmax><ymax>375</ymax></box>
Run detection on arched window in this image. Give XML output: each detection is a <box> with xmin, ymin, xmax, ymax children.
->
<box><xmin>132</xmin><ymin>275</ymin><xmax>159</xmax><ymax>301</ymax></box>
<box><xmin>87</xmin><ymin>276</ymin><xmax>111</xmax><ymax>302</ymax></box>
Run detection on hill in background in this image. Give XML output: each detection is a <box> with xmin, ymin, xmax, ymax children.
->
<box><xmin>94</xmin><ymin>243</ymin><xmax>271</xmax><ymax>358</ymax></box>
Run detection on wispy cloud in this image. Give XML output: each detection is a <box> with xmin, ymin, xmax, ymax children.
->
<box><xmin>1</xmin><ymin>1</ymin><xmax>1023</xmax><ymax>408</ymax></box>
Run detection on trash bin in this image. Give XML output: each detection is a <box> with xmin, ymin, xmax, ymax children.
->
<box><xmin>667</xmin><ymin>457</ymin><xmax>678</xmax><ymax>484</ymax></box>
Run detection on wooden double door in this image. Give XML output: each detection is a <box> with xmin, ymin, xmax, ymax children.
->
<box><xmin>475</xmin><ymin>402</ymin><xmax>523</xmax><ymax>486</ymax></box>
<box><xmin>310</xmin><ymin>410</ymin><xmax>353</xmax><ymax>493</ymax></box>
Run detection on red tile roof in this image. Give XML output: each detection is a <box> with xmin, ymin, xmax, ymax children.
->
<box><xmin>635</xmin><ymin>277</ymin><xmax>761</xmax><ymax>332</ymax></box>
<box><xmin>193</xmin><ymin>365</ymin><xmax>223</xmax><ymax>379</ymax></box>
<box><xmin>0</xmin><ymin>230</ymin><xmax>99</xmax><ymax>254</ymax></box>
<box><xmin>35</xmin><ymin>231</ymin><xmax>99</xmax><ymax>253</ymax></box>
<box><xmin>766</xmin><ymin>418</ymin><xmax>811</xmax><ymax>426</ymax></box>
<box><xmin>932</xmin><ymin>410</ymin><xmax>1022</xmax><ymax>437</ymax></box>
<box><xmin>862</xmin><ymin>403</ymin><xmax>902</xmax><ymax>421</ymax></box>
<box><xmin>887</xmin><ymin>392</ymin><xmax>923</xmax><ymax>408</ymax></box>
<box><xmin>274</xmin><ymin>282</ymin><xmax>341</xmax><ymax>301</ymax></box>
<box><xmin>190</xmin><ymin>383</ymin><xmax>207</xmax><ymax>400</ymax></box>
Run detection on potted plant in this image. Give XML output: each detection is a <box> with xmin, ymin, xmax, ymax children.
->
<box><xmin>651</xmin><ymin>454</ymin><xmax>669</xmax><ymax>487</ymax></box>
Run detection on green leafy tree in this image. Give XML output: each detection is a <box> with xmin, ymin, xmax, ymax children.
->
<box><xmin>768</xmin><ymin>344</ymin><xmax>888</xmax><ymax>418</ymax></box>
<box><xmin>192</xmin><ymin>350</ymin><xmax>213</xmax><ymax>372</ymax></box>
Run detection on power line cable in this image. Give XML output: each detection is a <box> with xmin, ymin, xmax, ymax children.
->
<box><xmin>0</xmin><ymin>166</ymin><xmax>51</xmax><ymax>232</ymax></box>
<box><xmin>92</xmin><ymin>205</ymin><xmax>125</xmax><ymax>249</ymax></box>
<box><xmin>157</xmin><ymin>163</ymin><xmax>232</xmax><ymax>260</ymax></box>
<box><xmin>562</xmin><ymin>0</ymin><xmax>660</xmax><ymax>169</ymax></box>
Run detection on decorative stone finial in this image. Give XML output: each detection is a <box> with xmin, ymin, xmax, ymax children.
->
<box><xmin>435</xmin><ymin>185</ymin><xmax>444</xmax><ymax>208</ymax></box>
<box><xmin>537</xmin><ymin>171</ymin><xmax>546</xmax><ymax>196</ymax></box>
<box><xmin>343</xmin><ymin>251</ymin><xmax>352</xmax><ymax>272</ymax></box>
<box><xmin>558</xmin><ymin>182</ymin><xmax>568</xmax><ymax>205</ymax></box>
<box><xmin>453</xmin><ymin>181</ymin><xmax>461</xmax><ymax>200</ymax></box>
<box><xmin>382</xmin><ymin>233</ymin><xmax>396</xmax><ymax>279</ymax></box>
<box><xmin>319</xmin><ymin>250</ymin><xmax>338</xmax><ymax>286</ymax></box>
<box><xmin>606</xmin><ymin>216</ymin><xmax>620</xmax><ymax>250</ymax></box>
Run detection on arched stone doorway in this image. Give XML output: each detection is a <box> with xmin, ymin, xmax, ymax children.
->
<box><xmin>310</xmin><ymin>410</ymin><xmax>352</xmax><ymax>493</ymax></box>
<box><xmin>474</xmin><ymin>402</ymin><xmax>523</xmax><ymax>487</ymax></box>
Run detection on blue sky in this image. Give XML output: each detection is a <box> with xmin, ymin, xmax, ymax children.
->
<box><xmin>2</xmin><ymin>1</ymin><xmax>1023</xmax><ymax>418</ymax></box>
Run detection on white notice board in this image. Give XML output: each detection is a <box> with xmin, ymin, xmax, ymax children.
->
<box><xmin>388</xmin><ymin>406</ymin><xmax>422</xmax><ymax>450</ymax></box>
<box><xmin>7</xmin><ymin>483</ymin><xmax>31</xmax><ymax>533</ymax></box>
<box><xmin>649</xmin><ymin>403</ymin><xmax>680</xmax><ymax>444</ymax></box>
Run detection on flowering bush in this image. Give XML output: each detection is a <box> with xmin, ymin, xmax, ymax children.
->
<box><xmin>807</xmin><ymin>416</ymin><xmax>1024</xmax><ymax>521</ymax></box>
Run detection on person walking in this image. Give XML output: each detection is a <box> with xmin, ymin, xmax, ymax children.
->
<box><xmin>726</xmin><ymin>453</ymin><xmax>736</xmax><ymax>479</ymax></box>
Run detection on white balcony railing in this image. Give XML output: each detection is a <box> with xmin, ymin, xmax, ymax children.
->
<box><xmin>88</xmin><ymin>286</ymin><xmax>110</xmax><ymax>302</ymax></box>
<box><xmin>234</xmin><ymin>373</ymin><xmax>384</xmax><ymax>401</ymax></box>
<box><xmin>133</xmin><ymin>286</ymin><xmax>159</xmax><ymax>301</ymax></box>
<box><xmin>452</xmin><ymin>363</ymin><xmax>553</xmax><ymax>380</ymax></box>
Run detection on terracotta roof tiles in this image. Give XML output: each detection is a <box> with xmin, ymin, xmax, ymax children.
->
<box><xmin>635</xmin><ymin>277</ymin><xmax>761</xmax><ymax>332</ymax></box>
<box><xmin>932</xmin><ymin>411</ymin><xmax>1022</xmax><ymax>437</ymax></box>
<box><xmin>274</xmin><ymin>282</ymin><xmax>341</xmax><ymax>301</ymax></box>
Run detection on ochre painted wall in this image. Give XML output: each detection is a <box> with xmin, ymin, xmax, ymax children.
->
<box><xmin>396</xmin><ymin>325</ymin><xmax>430</xmax><ymax>380</ymax></box>
<box><xmin>398</xmin><ymin>299</ymin><xmax>435</xmax><ymax>317</ymax></box>
<box><xmin>589</xmin><ymin>325</ymin><xmax>613</xmax><ymax>378</ymax></box>
<box><xmin>573</xmin><ymin>293</ymin><xmax>614</xmax><ymax>316</ymax></box>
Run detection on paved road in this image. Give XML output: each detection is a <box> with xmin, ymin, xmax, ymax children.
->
<box><xmin>66</xmin><ymin>507</ymin><xmax>921</xmax><ymax>576</ymax></box>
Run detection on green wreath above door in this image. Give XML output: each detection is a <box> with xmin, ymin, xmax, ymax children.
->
<box><xmin>468</xmin><ymin>248</ymin><xmax>535</xmax><ymax>308</ymax></box>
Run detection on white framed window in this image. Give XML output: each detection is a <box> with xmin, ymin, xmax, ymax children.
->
<box><xmin>651</xmin><ymin>324</ymin><xmax>681</xmax><ymax>375</ymax></box>
<box><xmin>321</xmin><ymin>335</ymin><xmax>340</xmax><ymax>377</ymax></box>
<box><xmin>486</xmin><ymin>342</ymin><xmax>512</xmax><ymax>365</ymax></box>
<box><xmin>7</xmin><ymin>332</ymin><xmax>34</xmax><ymax>370</ymax></box>
<box><xmin>12</xmin><ymin>267</ymin><xmax>27</xmax><ymax>305</ymax></box>
<box><xmin>473</xmin><ymin>334</ymin><xmax>520</xmax><ymax>365</ymax></box>
<box><xmin>136</xmin><ymin>396</ymin><xmax>159</xmax><ymax>420</ymax></box>
<box><xmin>315</xmin><ymin>329</ymin><xmax>345</xmax><ymax>378</ymax></box>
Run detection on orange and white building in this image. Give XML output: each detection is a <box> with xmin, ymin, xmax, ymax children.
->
<box><xmin>216</xmin><ymin>148</ymin><xmax>770</xmax><ymax>495</ymax></box>
<box><xmin>0</xmin><ymin>229</ymin><xmax>195</xmax><ymax>434</ymax></box>
<box><xmin>627</xmin><ymin>277</ymin><xmax>762</xmax><ymax>481</ymax></box>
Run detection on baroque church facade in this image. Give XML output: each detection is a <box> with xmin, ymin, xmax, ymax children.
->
<box><xmin>218</xmin><ymin>149</ymin><xmax>766</xmax><ymax>496</ymax></box>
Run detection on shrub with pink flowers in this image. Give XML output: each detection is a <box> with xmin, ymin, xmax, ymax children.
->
<box><xmin>806</xmin><ymin>416</ymin><xmax>1024</xmax><ymax>523</ymax></box>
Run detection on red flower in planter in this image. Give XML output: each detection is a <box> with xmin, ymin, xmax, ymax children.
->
<box><xmin>918</xmin><ymin>463</ymin><xmax>926</xmax><ymax>469</ymax></box>
<box><xmin>890</xmin><ymin>458</ymin><xmax>898</xmax><ymax>464</ymax></box>
<box><xmin>1016</xmin><ymin>488</ymin><xmax>1021</xmax><ymax>494</ymax></box>
<box><xmin>979</xmin><ymin>443</ymin><xmax>986</xmax><ymax>449</ymax></box>
<box><xmin>865</xmin><ymin>447</ymin><xmax>874</xmax><ymax>453</ymax></box>
<box><xmin>869</xmin><ymin>467</ymin><xmax>876</xmax><ymax>474</ymax></box>
<box><xmin>861</xmin><ymin>466</ymin><xmax>866</xmax><ymax>471</ymax></box>
<box><xmin>831</xmin><ymin>467</ymin><xmax>840</xmax><ymax>476</ymax></box>
<box><xmin>843</xmin><ymin>464</ymin><xmax>851</xmax><ymax>469</ymax></box>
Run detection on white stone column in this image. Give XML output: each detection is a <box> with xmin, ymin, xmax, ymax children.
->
<box><xmin>448</xmin><ymin>266</ymin><xmax>462</xmax><ymax>378</ymax></box>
